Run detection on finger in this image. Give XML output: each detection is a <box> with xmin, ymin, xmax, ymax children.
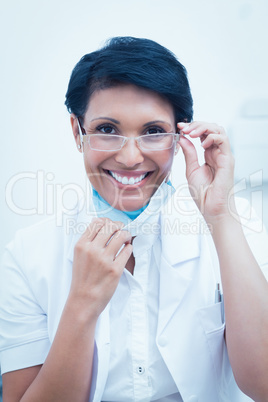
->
<box><xmin>177</xmin><ymin>121</ymin><xmax>206</xmax><ymax>133</ymax></box>
<box><xmin>95</xmin><ymin>219</ymin><xmax>125</xmax><ymax>247</ymax></box>
<box><xmin>179</xmin><ymin>135</ymin><xmax>200</xmax><ymax>179</ymax></box>
<box><xmin>190</xmin><ymin>125</ymin><xmax>226</xmax><ymax>139</ymax></box>
<box><xmin>201</xmin><ymin>133</ymin><xmax>231</xmax><ymax>154</ymax></box>
<box><xmin>178</xmin><ymin>121</ymin><xmax>223</xmax><ymax>132</ymax></box>
<box><xmin>80</xmin><ymin>218</ymin><xmax>124</xmax><ymax>244</ymax></box>
<box><xmin>106</xmin><ymin>229</ymin><xmax>132</xmax><ymax>258</ymax></box>
<box><xmin>177</xmin><ymin>122</ymin><xmax>226</xmax><ymax>138</ymax></box>
<box><xmin>79</xmin><ymin>217</ymin><xmax>107</xmax><ymax>243</ymax></box>
<box><xmin>114</xmin><ymin>243</ymin><xmax>133</xmax><ymax>267</ymax></box>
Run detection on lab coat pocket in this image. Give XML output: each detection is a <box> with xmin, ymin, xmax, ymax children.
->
<box><xmin>199</xmin><ymin>302</ymin><xmax>225</xmax><ymax>334</ymax></box>
<box><xmin>198</xmin><ymin>302</ymin><xmax>232</xmax><ymax>392</ymax></box>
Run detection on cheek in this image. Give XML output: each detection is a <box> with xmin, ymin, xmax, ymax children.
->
<box><xmin>83</xmin><ymin>150</ymin><xmax>105</xmax><ymax>172</ymax></box>
<box><xmin>83</xmin><ymin>153</ymin><xmax>104</xmax><ymax>184</ymax></box>
<box><xmin>83</xmin><ymin>151</ymin><xmax>115</xmax><ymax>188</ymax></box>
<box><xmin>154</xmin><ymin>150</ymin><xmax>174</xmax><ymax>173</ymax></box>
<box><xmin>83</xmin><ymin>158</ymin><xmax>95</xmax><ymax>176</ymax></box>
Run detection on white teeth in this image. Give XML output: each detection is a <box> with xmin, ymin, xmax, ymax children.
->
<box><xmin>109</xmin><ymin>171</ymin><xmax>147</xmax><ymax>185</ymax></box>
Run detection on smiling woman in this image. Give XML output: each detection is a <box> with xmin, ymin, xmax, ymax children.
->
<box><xmin>1</xmin><ymin>37</ymin><xmax>268</xmax><ymax>402</ymax></box>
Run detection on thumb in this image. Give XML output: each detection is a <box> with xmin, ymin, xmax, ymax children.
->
<box><xmin>179</xmin><ymin>135</ymin><xmax>200</xmax><ymax>179</ymax></box>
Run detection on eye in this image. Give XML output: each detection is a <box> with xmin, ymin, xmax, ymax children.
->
<box><xmin>145</xmin><ymin>126</ymin><xmax>166</xmax><ymax>135</ymax></box>
<box><xmin>96</xmin><ymin>125</ymin><xmax>116</xmax><ymax>134</ymax></box>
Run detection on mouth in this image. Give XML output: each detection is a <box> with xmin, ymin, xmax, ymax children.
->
<box><xmin>104</xmin><ymin>169</ymin><xmax>152</xmax><ymax>186</ymax></box>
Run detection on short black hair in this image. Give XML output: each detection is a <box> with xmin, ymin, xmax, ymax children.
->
<box><xmin>65</xmin><ymin>36</ymin><xmax>193</xmax><ymax>123</ymax></box>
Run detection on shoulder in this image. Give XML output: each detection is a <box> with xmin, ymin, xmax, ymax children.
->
<box><xmin>6</xmin><ymin>214</ymin><xmax>73</xmax><ymax>264</ymax></box>
<box><xmin>3</xmin><ymin>197</ymin><xmax>95</xmax><ymax>274</ymax></box>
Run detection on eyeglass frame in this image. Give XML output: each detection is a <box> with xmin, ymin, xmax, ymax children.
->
<box><xmin>77</xmin><ymin>118</ymin><xmax>180</xmax><ymax>152</ymax></box>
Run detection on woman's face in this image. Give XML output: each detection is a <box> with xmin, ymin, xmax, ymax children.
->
<box><xmin>71</xmin><ymin>84</ymin><xmax>179</xmax><ymax>211</ymax></box>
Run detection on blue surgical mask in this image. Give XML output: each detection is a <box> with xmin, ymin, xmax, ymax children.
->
<box><xmin>91</xmin><ymin>180</ymin><xmax>175</xmax><ymax>236</ymax></box>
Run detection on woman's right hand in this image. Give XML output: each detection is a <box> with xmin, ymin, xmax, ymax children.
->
<box><xmin>69</xmin><ymin>217</ymin><xmax>132</xmax><ymax>319</ymax></box>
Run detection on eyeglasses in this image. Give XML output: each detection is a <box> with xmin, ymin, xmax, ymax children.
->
<box><xmin>77</xmin><ymin>119</ymin><xmax>180</xmax><ymax>152</ymax></box>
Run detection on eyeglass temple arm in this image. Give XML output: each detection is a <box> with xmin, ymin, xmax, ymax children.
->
<box><xmin>77</xmin><ymin>118</ymin><xmax>84</xmax><ymax>148</ymax></box>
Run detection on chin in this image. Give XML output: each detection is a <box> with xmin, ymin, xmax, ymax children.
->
<box><xmin>114</xmin><ymin>197</ymin><xmax>148</xmax><ymax>212</ymax></box>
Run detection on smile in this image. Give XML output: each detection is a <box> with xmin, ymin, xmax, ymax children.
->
<box><xmin>107</xmin><ymin>170</ymin><xmax>150</xmax><ymax>185</ymax></box>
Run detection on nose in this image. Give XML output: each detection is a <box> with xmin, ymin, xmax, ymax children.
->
<box><xmin>115</xmin><ymin>138</ymin><xmax>144</xmax><ymax>167</ymax></box>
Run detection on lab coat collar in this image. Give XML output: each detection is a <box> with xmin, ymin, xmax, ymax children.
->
<box><xmin>159</xmin><ymin>189</ymin><xmax>202</xmax><ymax>264</ymax></box>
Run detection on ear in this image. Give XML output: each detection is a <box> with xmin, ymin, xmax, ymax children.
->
<box><xmin>70</xmin><ymin>114</ymin><xmax>83</xmax><ymax>153</ymax></box>
<box><xmin>174</xmin><ymin>133</ymin><xmax>180</xmax><ymax>156</ymax></box>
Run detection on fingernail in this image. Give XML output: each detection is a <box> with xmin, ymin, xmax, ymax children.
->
<box><xmin>181</xmin><ymin>126</ymin><xmax>191</xmax><ymax>133</ymax></box>
<box><xmin>178</xmin><ymin>122</ymin><xmax>189</xmax><ymax>127</ymax></box>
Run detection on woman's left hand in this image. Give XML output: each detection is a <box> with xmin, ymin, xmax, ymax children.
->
<box><xmin>177</xmin><ymin>121</ymin><xmax>235</xmax><ymax>224</ymax></box>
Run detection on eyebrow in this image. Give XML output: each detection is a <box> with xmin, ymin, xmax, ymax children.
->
<box><xmin>91</xmin><ymin>118</ymin><xmax>172</xmax><ymax>127</ymax></box>
<box><xmin>91</xmin><ymin>117</ymin><xmax>120</xmax><ymax>124</ymax></box>
<box><xmin>143</xmin><ymin>120</ymin><xmax>172</xmax><ymax>128</ymax></box>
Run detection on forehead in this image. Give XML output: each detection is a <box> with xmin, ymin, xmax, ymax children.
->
<box><xmin>84</xmin><ymin>84</ymin><xmax>175</xmax><ymax>126</ymax></box>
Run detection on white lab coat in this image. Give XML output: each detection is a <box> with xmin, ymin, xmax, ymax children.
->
<box><xmin>0</xmin><ymin>192</ymin><xmax>267</xmax><ymax>401</ymax></box>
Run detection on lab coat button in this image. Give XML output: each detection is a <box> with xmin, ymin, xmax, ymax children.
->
<box><xmin>158</xmin><ymin>336</ymin><xmax>167</xmax><ymax>347</ymax></box>
<box><xmin>188</xmin><ymin>396</ymin><xmax>198</xmax><ymax>402</ymax></box>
